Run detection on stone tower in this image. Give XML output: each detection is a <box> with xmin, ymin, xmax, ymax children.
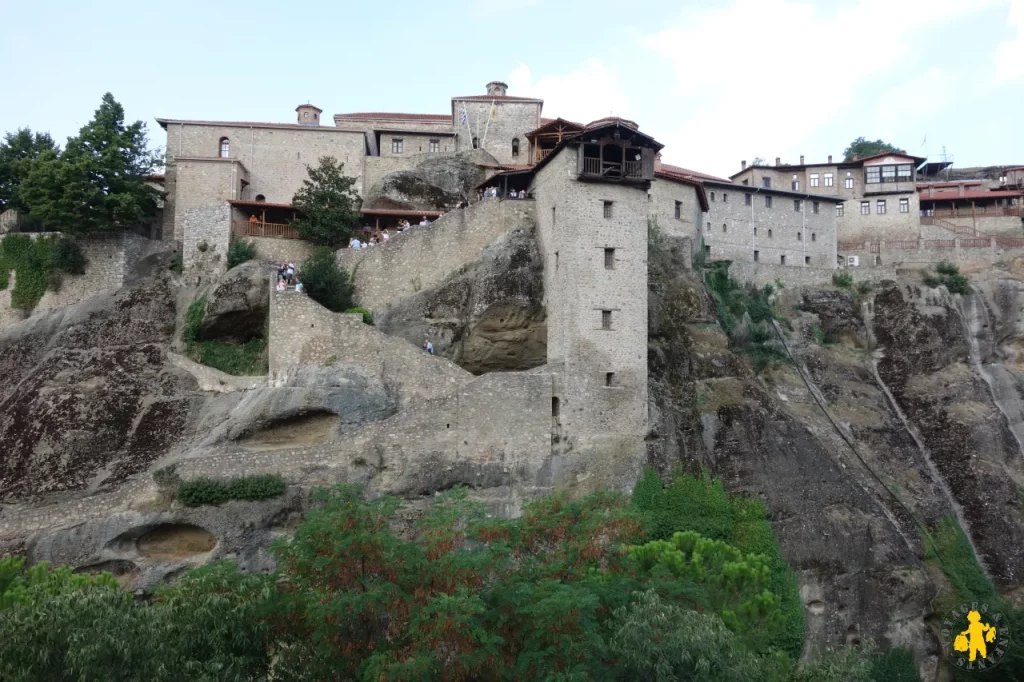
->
<box><xmin>295</xmin><ymin>104</ymin><xmax>322</xmax><ymax>126</ymax></box>
<box><xmin>529</xmin><ymin>119</ymin><xmax>661</xmax><ymax>491</ymax></box>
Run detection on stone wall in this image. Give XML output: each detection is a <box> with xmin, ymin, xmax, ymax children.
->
<box><xmin>839</xmin><ymin>191</ymin><xmax>919</xmax><ymax>242</ymax></box>
<box><xmin>337</xmin><ymin>199</ymin><xmax>535</xmax><ymax>314</ymax></box>
<box><xmin>649</xmin><ymin>177</ymin><xmax>703</xmax><ymax>240</ymax></box>
<box><xmin>0</xmin><ymin>233</ymin><xmax>155</xmax><ymax>329</ymax></box>
<box><xmin>243</xmin><ymin>236</ymin><xmax>316</xmax><ymax>265</ymax></box>
<box><xmin>169</xmin><ymin>158</ymin><xmax>246</xmax><ymax>242</ymax></box>
<box><xmin>840</xmin><ymin>239</ymin><xmax>1024</xmax><ymax>273</ymax></box>
<box><xmin>378</xmin><ymin>133</ymin><xmax>456</xmax><ymax>158</ymax></box>
<box><xmin>453</xmin><ymin>100</ymin><xmax>542</xmax><ymax>165</ymax></box>
<box><xmin>702</xmin><ymin>186</ymin><xmax>838</xmax><ymax>268</ymax></box>
<box><xmin>934</xmin><ymin>214</ymin><xmax>1024</xmax><ymax>237</ymax></box>
<box><xmin>183</xmin><ymin>204</ymin><xmax>232</xmax><ymax>284</ymax></box>
<box><xmin>728</xmin><ymin>260</ymin><xmax>839</xmax><ymax>288</ymax></box>
<box><xmin>362</xmin><ymin>154</ymin><xmax>422</xmax><ymax>199</ymax></box>
<box><xmin>163</xmin><ymin>122</ymin><xmax>366</xmax><ymax>240</ymax></box>
<box><xmin>268</xmin><ymin>287</ymin><xmax>472</xmax><ymax>409</ymax></box>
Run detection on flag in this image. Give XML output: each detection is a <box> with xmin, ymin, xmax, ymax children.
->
<box><xmin>490</xmin><ymin>101</ymin><xmax>496</xmax><ymax>121</ymax></box>
<box><xmin>460</xmin><ymin>108</ymin><xmax>468</xmax><ymax>125</ymax></box>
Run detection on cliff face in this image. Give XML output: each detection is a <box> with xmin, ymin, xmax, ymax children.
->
<box><xmin>3</xmin><ymin>230</ymin><xmax>1024</xmax><ymax>678</ymax></box>
<box><xmin>646</xmin><ymin>235</ymin><xmax>1024</xmax><ymax>676</ymax></box>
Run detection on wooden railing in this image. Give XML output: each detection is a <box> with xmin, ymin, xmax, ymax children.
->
<box><xmin>996</xmin><ymin>237</ymin><xmax>1024</xmax><ymax>247</ymax></box>
<box><xmin>232</xmin><ymin>221</ymin><xmax>300</xmax><ymax>239</ymax></box>
<box><xmin>623</xmin><ymin>160</ymin><xmax>643</xmax><ymax>178</ymax></box>
<box><xmin>838</xmin><ymin>241</ymin><xmax>864</xmax><ymax>251</ymax></box>
<box><xmin>883</xmin><ymin>240</ymin><xmax>919</xmax><ymax>250</ymax></box>
<box><xmin>961</xmin><ymin>238</ymin><xmax>992</xmax><ymax>248</ymax></box>
<box><xmin>580</xmin><ymin>157</ymin><xmax>644</xmax><ymax>179</ymax></box>
<box><xmin>926</xmin><ymin>206</ymin><xmax>1023</xmax><ymax>218</ymax></box>
<box><xmin>923</xmin><ymin>239</ymin><xmax>955</xmax><ymax>248</ymax></box>
<box><xmin>582</xmin><ymin>157</ymin><xmax>601</xmax><ymax>175</ymax></box>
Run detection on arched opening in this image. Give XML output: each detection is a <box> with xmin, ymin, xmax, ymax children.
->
<box><xmin>219</xmin><ymin>137</ymin><xmax>230</xmax><ymax>158</ymax></box>
<box><xmin>255</xmin><ymin>194</ymin><xmax>266</xmax><ymax>202</ymax></box>
<box><xmin>710</xmin><ymin>191</ymin><xmax>716</xmax><ymax>201</ymax></box>
<box><xmin>472</xmin><ymin>136</ymin><xmax>479</xmax><ymax>149</ymax></box>
<box><xmin>511</xmin><ymin>138</ymin><xmax>520</xmax><ymax>157</ymax></box>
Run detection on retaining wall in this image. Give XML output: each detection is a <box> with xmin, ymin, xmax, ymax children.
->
<box><xmin>243</xmin><ymin>235</ymin><xmax>316</xmax><ymax>265</ymax></box>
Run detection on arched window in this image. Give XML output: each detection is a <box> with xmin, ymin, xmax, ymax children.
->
<box><xmin>255</xmin><ymin>194</ymin><xmax>266</xmax><ymax>202</ymax></box>
<box><xmin>710</xmin><ymin>191</ymin><xmax>716</xmax><ymax>201</ymax></box>
<box><xmin>511</xmin><ymin>138</ymin><xmax>520</xmax><ymax>157</ymax></box>
<box><xmin>219</xmin><ymin>137</ymin><xmax>230</xmax><ymax>158</ymax></box>
<box><xmin>472</xmin><ymin>136</ymin><xmax>479</xmax><ymax>149</ymax></box>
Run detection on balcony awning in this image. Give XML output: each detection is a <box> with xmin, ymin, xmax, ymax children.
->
<box><xmin>228</xmin><ymin>199</ymin><xmax>294</xmax><ymax>209</ymax></box>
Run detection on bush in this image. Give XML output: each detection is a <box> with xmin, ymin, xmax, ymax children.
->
<box><xmin>924</xmin><ymin>262</ymin><xmax>971</xmax><ymax>295</ymax></box>
<box><xmin>50</xmin><ymin>238</ymin><xmax>86</xmax><ymax>275</ymax></box>
<box><xmin>170</xmin><ymin>251</ymin><xmax>182</xmax><ymax>273</ymax></box>
<box><xmin>343</xmin><ymin>306</ymin><xmax>373</xmax><ymax>325</ymax></box>
<box><xmin>188</xmin><ymin>339</ymin><xmax>267</xmax><ymax>375</ymax></box>
<box><xmin>869</xmin><ymin>647</ymin><xmax>921</xmax><ymax>682</ymax></box>
<box><xmin>177</xmin><ymin>474</ymin><xmax>287</xmax><ymax>507</ymax></box>
<box><xmin>152</xmin><ymin>464</ymin><xmax>181</xmax><ymax>488</ymax></box>
<box><xmin>703</xmin><ymin>261</ymin><xmax>787</xmax><ymax>373</ymax></box>
<box><xmin>832</xmin><ymin>271</ymin><xmax>854</xmax><ymax>289</ymax></box>
<box><xmin>183</xmin><ymin>295</ymin><xmax>206</xmax><ymax>343</ymax></box>
<box><xmin>298</xmin><ymin>246</ymin><xmax>354</xmax><ymax>312</ymax></box>
<box><xmin>227</xmin><ymin>240</ymin><xmax>257</xmax><ymax>270</ymax></box>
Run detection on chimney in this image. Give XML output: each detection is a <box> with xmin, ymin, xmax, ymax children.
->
<box><xmin>775</xmin><ymin>157</ymin><xmax>781</xmax><ymax>166</ymax></box>
<box><xmin>654</xmin><ymin>152</ymin><xmax>663</xmax><ymax>172</ymax></box>
<box><xmin>852</xmin><ymin>153</ymin><xmax>859</xmax><ymax>161</ymax></box>
<box><xmin>486</xmin><ymin>81</ymin><xmax>508</xmax><ymax>96</ymax></box>
<box><xmin>741</xmin><ymin>160</ymin><xmax>747</xmax><ymax>170</ymax></box>
<box><xmin>799</xmin><ymin>155</ymin><xmax>805</xmax><ymax>165</ymax></box>
<box><xmin>828</xmin><ymin>154</ymin><xmax>833</xmax><ymax>164</ymax></box>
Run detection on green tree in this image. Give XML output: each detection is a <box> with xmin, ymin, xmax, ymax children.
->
<box><xmin>19</xmin><ymin>93</ymin><xmax>163</xmax><ymax>234</ymax></box>
<box><xmin>0</xmin><ymin>128</ymin><xmax>57</xmax><ymax>212</ymax></box>
<box><xmin>298</xmin><ymin>246</ymin><xmax>355</xmax><ymax>312</ymax></box>
<box><xmin>843</xmin><ymin>137</ymin><xmax>901</xmax><ymax>162</ymax></box>
<box><xmin>290</xmin><ymin>156</ymin><xmax>362</xmax><ymax>247</ymax></box>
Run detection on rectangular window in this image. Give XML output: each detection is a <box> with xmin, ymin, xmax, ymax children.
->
<box><xmin>780</xmin><ymin>254</ymin><xmax>786</xmax><ymax>265</ymax></box>
<box><xmin>762</xmin><ymin>177</ymin><xmax>772</xmax><ymax>188</ymax></box>
<box><xmin>754</xmin><ymin>250</ymin><xmax>759</xmax><ymax>262</ymax></box>
<box><xmin>602</xmin><ymin>310</ymin><xmax>612</xmax><ymax>330</ymax></box>
<box><xmin>900</xmin><ymin>198</ymin><xmax>910</xmax><ymax>213</ymax></box>
<box><xmin>845</xmin><ymin>175</ymin><xmax>854</xmax><ymax>189</ymax></box>
<box><xmin>798</xmin><ymin>231</ymin><xmax>802</xmax><ymax>241</ymax></box>
<box><xmin>810</xmin><ymin>173</ymin><xmax>820</xmax><ymax>187</ymax></box>
<box><xmin>805</xmin><ymin>256</ymin><xmax>811</xmax><ymax>265</ymax></box>
<box><xmin>722</xmin><ymin>193</ymin><xmax>728</xmax><ymax>203</ymax></box>
<box><xmin>604</xmin><ymin>248</ymin><xmax>615</xmax><ymax>269</ymax></box>
<box><xmin>836</xmin><ymin>203</ymin><xmax>845</xmax><ymax>217</ymax></box>
<box><xmin>722</xmin><ymin>223</ymin><xmax>727</xmax><ymax>233</ymax></box>
<box><xmin>860</xmin><ymin>201</ymin><xmax>870</xmax><ymax>215</ymax></box>
<box><xmin>792</xmin><ymin>180</ymin><xmax>800</xmax><ymax>191</ymax></box>
<box><xmin>603</xmin><ymin>201</ymin><xmax>613</xmax><ymax>219</ymax></box>
<box><xmin>811</xmin><ymin>232</ymin><xmax>816</xmax><ymax>242</ymax></box>
<box><xmin>813</xmin><ymin>201</ymin><xmax>820</xmax><ymax>214</ymax></box>
<box><xmin>881</xmin><ymin>165</ymin><xmax>896</xmax><ymax>182</ymax></box>
<box><xmin>745</xmin><ymin>193</ymin><xmax>752</xmax><ymax>205</ymax></box>
<box><xmin>391</xmin><ymin>138</ymin><xmax>404</xmax><ymax>154</ymax></box>
<box><xmin>866</xmin><ymin>167</ymin><xmax>880</xmax><ymax>184</ymax></box>
<box><xmin>765</xmin><ymin>195</ymin><xmax>773</xmax><ymax>208</ymax></box>
<box><xmin>897</xmin><ymin>164</ymin><xmax>913</xmax><ymax>180</ymax></box>
<box><xmin>768</xmin><ymin>229</ymin><xmax>773</xmax><ymax>238</ymax></box>
<box><xmin>706</xmin><ymin>221</ymin><xmax>711</xmax><ymax>232</ymax></box>
<box><xmin>674</xmin><ymin>200</ymin><xmax>681</xmax><ymax>219</ymax></box>
<box><xmin>552</xmin><ymin>206</ymin><xmax>556</xmax><ymax>224</ymax></box>
<box><xmin>753</xmin><ymin>227</ymin><xmax>757</xmax><ymax>236</ymax></box>
<box><xmin>429</xmin><ymin>139</ymin><xmax>440</xmax><ymax>152</ymax></box>
<box><xmin>605</xmin><ymin>372</ymin><xmax>615</xmax><ymax>387</ymax></box>
<box><xmin>704</xmin><ymin>244</ymin><xmax>710</xmax><ymax>256</ymax></box>
<box><xmin>824</xmin><ymin>173</ymin><xmax>834</xmax><ymax>187</ymax></box>
<box><xmin>794</xmin><ymin>199</ymin><xmax>801</xmax><ymax>212</ymax></box>
<box><xmin>877</xmin><ymin>199</ymin><xmax>886</xmax><ymax>214</ymax></box>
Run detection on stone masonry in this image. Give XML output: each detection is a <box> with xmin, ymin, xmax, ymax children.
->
<box><xmin>183</xmin><ymin>204</ymin><xmax>232</xmax><ymax>284</ymax></box>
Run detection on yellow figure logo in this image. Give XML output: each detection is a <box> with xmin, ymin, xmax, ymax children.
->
<box><xmin>953</xmin><ymin>610</ymin><xmax>997</xmax><ymax>662</ymax></box>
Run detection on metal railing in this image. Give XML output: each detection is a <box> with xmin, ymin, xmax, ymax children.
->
<box><xmin>232</xmin><ymin>221</ymin><xmax>300</xmax><ymax>239</ymax></box>
<box><xmin>996</xmin><ymin>237</ymin><xmax>1024</xmax><ymax>247</ymax></box>
<box><xmin>960</xmin><ymin>238</ymin><xmax>993</xmax><ymax>248</ymax></box>
<box><xmin>923</xmin><ymin>239</ymin><xmax>955</xmax><ymax>248</ymax></box>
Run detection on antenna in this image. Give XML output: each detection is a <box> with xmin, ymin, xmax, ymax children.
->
<box><xmin>940</xmin><ymin>146</ymin><xmax>953</xmax><ymax>181</ymax></box>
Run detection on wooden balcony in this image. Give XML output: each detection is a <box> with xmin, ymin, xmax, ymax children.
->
<box><xmin>232</xmin><ymin>221</ymin><xmax>300</xmax><ymax>239</ymax></box>
<box><xmin>580</xmin><ymin>157</ymin><xmax>646</xmax><ymax>180</ymax></box>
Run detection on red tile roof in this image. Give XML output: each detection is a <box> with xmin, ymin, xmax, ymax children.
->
<box><xmin>654</xmin><ymin>169</ymin><xmax>710</xmax><ymax>212</ymax></box>
<box><xmin>452</xmin><ymin>94</ymin><xmax>543</xmax><ymax>102</ymax></box>
<box><xmin>295</xmin><ymin>104</ymin><xmax>323</xmax><ymax>112</ymax></box>
<box><xmin>659</xmin><ymin>163</ymin><xmax>730</xmax><ymax>183</ymax></box>
<box><xmin>526</xmin><ymin>117</ymin><xmax>584</xmax><ymax>138</ymax></box>
<box><xmin>334</xmin><ymin>112</ymin><xmax>452</xmax><ymax>122</ymax></box>
<box><xmin>916</xmin><ymin>181</ymin><xmax>983</xmax><ymax>189</ymax></box>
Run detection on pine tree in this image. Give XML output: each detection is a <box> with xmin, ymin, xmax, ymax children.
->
<box><xmin>290</xmin><ymin>156</ymin><xmax>362</xmax><ymax>247</ymax></box>
<box><xmin>19</xmin><ymin>93</ymin><xmax>162</xmax><ymax>234</ymax></box>
<box><xmin>0</xmin><ymin>128</ymin><xmax>57</xmax><ymax>212</ymax></box>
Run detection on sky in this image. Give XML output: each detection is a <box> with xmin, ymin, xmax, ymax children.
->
<box><xmin>1</xmin><ymin>0</ymin><xmax>1021</xmax><ymax>178</ymax></box>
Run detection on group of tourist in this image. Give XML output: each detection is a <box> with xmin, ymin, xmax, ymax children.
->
<box><xmin>347</xmin><ymin>216</ymin><xmax>435</xmax><ymax>249</ymax></box>
<box><xmin>479</xmin><ymin>187</ymin><xmax>528</xmax><ymax>200</ymax></box>
<box><xmin>275</xmin><ymin>262</ymin><xmax>303</xmax><ymax>293</ymax></box>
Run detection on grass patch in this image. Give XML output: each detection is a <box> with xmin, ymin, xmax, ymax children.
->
<box><xmin>832</xmin><ymin>271</ymin><xmax>854</xmax><ymax>289</ymax></box>
<box><xmin>177</xmin><ymin>474</ymin><xmax>287</xmax><ymax>507</ymax></box>
<box><xmin>343</xmin><ymin>306</ymin><xmax>373</xmax><ymax>325</ymax></box>
<box><xmin>188</xmin><ymin>339</ymin><xmax>267</xmax><ymax>375</ymax></box>
<box><xmin>632</xmin><ymin>468</ymin><xmax>805</xmax><ymax>659</ymax></box>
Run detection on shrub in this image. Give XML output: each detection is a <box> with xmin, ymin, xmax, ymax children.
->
<box><xmin>869</xmin><ymin>647</ymin><xmax>921</xmax><ymax>682</ymax></box>
<box><xmin>183</xmin><ymin>295</ymin><xmax>206</xmax><ymax>343</ymax></box>
<box><xmin>50</xmin><ymin>238</ymin><xmax>86</xmax><ymax>275</ymax></box>
<box><xmin>832</xmin><ymin>271</ymin><xmax>854</xmax><ymax>289</ymax></box>
<box><xmin>188</xmin><ymin>339</ymin><xmax>267</xmax><ymax>375</ymax></box>
<box><xmin>227</xmin><ymin>240</ymin><xmax>257</xmax><ymax>270</ymax></box>
<box><xmin>298</xmin><ymin>247</ymin><xmax>354</xmax><ymax>312</ymax></box>
<box><xmin>177</xmin><ymin>474</ymin><xmax>287</xmax><ymax>507</ymax></box>
<box><xmin>924</xmin><ymin>262</ymin><xmax>971</xmax><ymax>295</ymax></box>
<box><xmin>703</xmin><ymin>261</ymin><xmax>787</xmax><ymax>374</ymax></box>
<box><xmin>152</xmin><ymin>464</ymin><xmax>181</xmax><ymax>488</ymax></box>
<box><xmin>170</xmin><ymin>251</ymin><xmax>182</xmax><ymax>273</ymax></box>
<box><xmin>343</xmin><ymin>306</ymin><xmax>373</xmax><ymax>325</ymax></box>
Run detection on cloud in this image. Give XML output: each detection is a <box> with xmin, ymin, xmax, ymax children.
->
<box><xmin>507</xmin><ymin>59</ymin><xmax>632</xmax><ymax>125</ymax></box>
<box><xmin>991</xmin><ymin>0</ymin><xmax>1024</xmax><ymax>86</ymax></box>
<box><xmin>640</xmin><ymin>0</ymin><xmax>998</xmax><ymax>175</ymax></box>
